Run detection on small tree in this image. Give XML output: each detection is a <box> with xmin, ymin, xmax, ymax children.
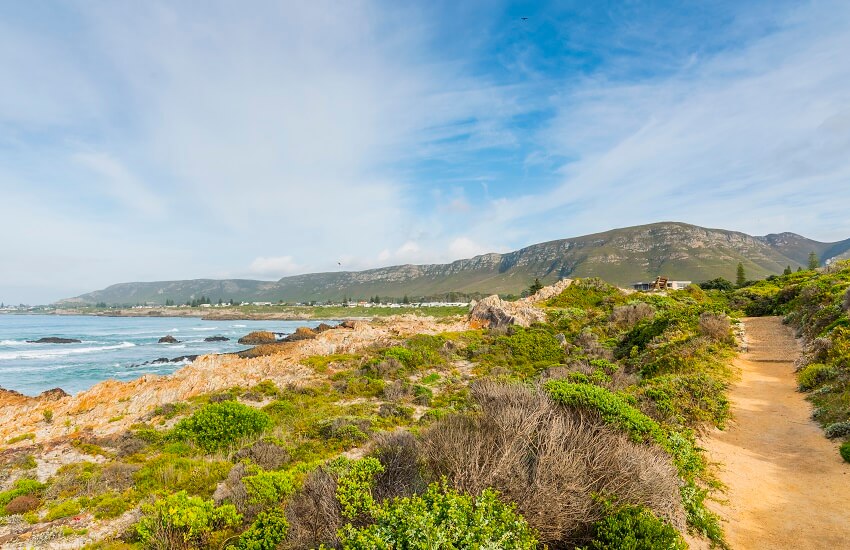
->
<box><xmin>402</xmin><ymin>295</ymin><xmax>410</xmax><ymax>304</ymax></box>
<box><xmin>528</xmin><ymin>278</ymin><xmax>544</xmax><ymax>295</ymax></box>
<box><xmin>808</xmin><ymin>251</ymin><xmax>819</xmax><ymax>270</ymax></box>
<box><xmin>736</xmin><ymin>263</ymin><xmax>746</xmax><ymax>288</ymax></box>
<box><xmin>783</xmin><ymin>265</ymin><xmax>792</xmax><ymax>276</ymax></box>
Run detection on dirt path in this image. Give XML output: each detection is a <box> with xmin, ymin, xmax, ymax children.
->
<box><xmin>701</xmin><ymin>317</ymin><xmax>850</xmax><ymax>549</ymax></box>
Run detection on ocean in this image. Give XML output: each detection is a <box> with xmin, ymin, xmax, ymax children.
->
<box><xmin>0</xmin><ymin>314</ymin><xmax>334</xmax><ymax>396</ymax></box>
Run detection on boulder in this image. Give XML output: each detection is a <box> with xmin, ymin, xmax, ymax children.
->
<box><xmin>158</xmin><ymin>335</ymin><xmax>180</xmax><ymax>344</ymax></box>
<box><xmin>204</xmin><ymin>336</ymin><xmax>230</xmax><ymax>342</ymax></box>
<box><xmin>38</xmin><ymin>388</ymin><xmax>70</xmax><ymax>400</ymax></box>
<box><xmin>468</xmin><ymin>294</ymin><xmax>547</xmax><ymax>329</ymax></box>
<box><xmin>314</xmin><ymin>323</ymin><xmax>335</xmax><ymax>333</ymax></box>
<box><xmin>283</xmin><ymin>327</ymin><xmax>317</xmax><ymax>342</ymax></box>
<box><xmin>339</xmin><ymin>320</ymin><xmax>357</xmax><ymax>329</ymax></box>
<box><xmin>237</xmin><ymin>331</ymin><xmax>277</xmax><ymax>345</ymax></box>
<box><xmin>26</xmin><ymin>337</ymin><xmax>81</xmax><ymax>344</ymax></box>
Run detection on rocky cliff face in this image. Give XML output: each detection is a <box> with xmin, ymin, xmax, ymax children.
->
<box><xmin>62</xmin><ymin>222</ymin><xmax>850</xmax><ymax>305</ymax></box>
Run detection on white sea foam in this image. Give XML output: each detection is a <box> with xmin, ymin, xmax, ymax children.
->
<box><xmin>231</xmin><ymin>324</ymin><xmax>247</xmax><ymax>328</ymax></box>
<box><xmin>0</xmin><ymin>340</ymin><xmax>25</xmax><ymax>346</ymax></box>
<box><xmin>0</xmin><ymin>342</ymin><xmax>135</xmax><ymax>361</ymax></box>
<box><xmin>191</xmin><ymin>327</ymin><xmax>218</xmax><ymax>331</ymax></box>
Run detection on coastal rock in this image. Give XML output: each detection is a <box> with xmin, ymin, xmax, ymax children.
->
<box><xmin>468</xmin><ymin>294</ymin><xmax>546</xmax><ymax>329</ymax></box>
<box><xmin>158</xmin><ymin>335</ymin><xmax>180</xmax><ymax>344</ymax></box>
<box><xmin>314</xmin><ymin>323</ymin><xmax>335</xmax><ymax>333</ymax></box>
<box><xmin>38</xmin><ymin>388</ymin><xmax>69</xmax><ymax>400</ymax></box>
<box><xmin>339</xmin><ymin>320</ymin><xmax>357</xmax><ymax>329</ymax></box>
<box><xmin>26</xmin><ymin>337</ymin><xmax>81</xmax><ymax>344</ymax></box>
<box><xmin>283</xmin><ymin>327</ymin><xmax>317</xmax><ymax>342</ymax></box>
<box><xmin>237</xmin><ymin>331</ymin><xmax>277</xmax><ymax>345</ymax></box>
<box><xmin>204</xmin><ymin>336</ymin><xmax>230</xmax><ymax>342</ymax></box>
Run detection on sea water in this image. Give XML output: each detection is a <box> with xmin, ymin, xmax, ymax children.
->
<box><xmin>0</xmin><ymin>314</ymin><xmax>334</xmax><ymax>396</ymax></box>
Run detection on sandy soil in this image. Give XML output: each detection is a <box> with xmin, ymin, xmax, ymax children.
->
<box><xmin>701</xmin><ymin>317</ymin><xmax>850</xmax><ymax>549</ymax></box>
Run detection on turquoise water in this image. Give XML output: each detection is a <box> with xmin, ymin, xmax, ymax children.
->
<box><xmin>0</xmin><ymin>315</ymin><xmax>334</xmax><ymax>396</ymax></box>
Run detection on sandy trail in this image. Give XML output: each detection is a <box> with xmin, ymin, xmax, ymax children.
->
<box><xmin>701</xmin><ymin>317</ymin><xmax>850</xmax><ymax>549</ymax></box>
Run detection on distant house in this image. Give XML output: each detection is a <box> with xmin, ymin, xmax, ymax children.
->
<box><xmin>632</xmin><ymin>276</ymin><xmax>692</xmax><ymax>292</ymax></box>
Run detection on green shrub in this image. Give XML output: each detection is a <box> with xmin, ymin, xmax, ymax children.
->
<box><xmin>840</xmin><ymin>441</ymin><xmax>850</xmax><ymax>463</ymax></box>
<box><xmin>586</xmin><ymin>504</ymin><xmax>686</xmax><ymax>550</ymax></box>
<box><xmin>544</xmin><ymin>381</ymin><xmax>666</xmax><ymax>445</ymax></box>
<box><xmin>0</xmin><ymin>479</ymin><xmax>45</xmax><ymax>513</ymax></box>
<box><xmin>136</xmin><ymin>491</ymin><xmax>240</xmax><ymax>549</ymax></box>
<box><xmin>499</xmin><ymin>328</ymin><xmax>563</xmax><ymax>365</ymax></box>
<box><xmin>229</xmin><ymin>508</ymin><xmax>289</xmax><ymax>550</ymax></box>
<box><xmin>242</xmin><ymin>469</ymin><xmax>297</xmax><ymax>507</ymax></box>
<box><xmin>43</xmin><ymin>409</ymin><xmax>54</xmax><ymax>424</ymax></box>
<box><xmin>797</xmin><ymin>363</ymin><xmax>834</xmax><ymax>391</ymax></box>
<box><xmin>6</xmin><ymin>432</ymin><xmax>35</xmax><ymax>444</ymax></box>
<box><xmin>338</xmin><ymin>479</ymin><xmax>537</xmax><ymax>549</ymax></box>
<box><xmin>93</xmin><ymin>492</ymin><xmax>132</xmax><ymax>519</ymax></box>
<box><xmin>45</xmin><ymin>499</ymin><xmax>82</xmax><ymax>521</ymax></box>
<box><xmin>134</xmin><ymin>456</ymin><xmax>230</xmax><ymax>498</ymax></box>
<box><xmin>172</xmin><ymin>401</ymin><xmax>271</xmax><ymax>452</ymax></box>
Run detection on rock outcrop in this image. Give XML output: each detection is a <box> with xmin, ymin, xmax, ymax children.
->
<box><xmin>468</xmin><ymin>295</ymin><xmax>547</xmax><ymax>329</ymax></box>
<box><xmin>26</xmin><ymin>337</ymin><xmax>81</xmax><ymax>344</ymax></box>
<box><xmin>204</xmin><ymin>336</ymin><xmax>230</xmax><ymax>342</ymax></box>
<box><xmin>467</xmin><ymin>279</ymin><xmax>574</xmax><ymax>329</ymax></box>
<box><xmin>237</xmin><ymin>331</ymin><xmax>277</xmax><ymax>345</ymax></box>
<box><xmin>283</xmin><ymin>327</ymin><xmax>317</xmax><ymax>342</ymax></box>
<box><xmin>157</xmin><ymin>335</ymin><xmax>180</xmax><ymax>344</ymax></box>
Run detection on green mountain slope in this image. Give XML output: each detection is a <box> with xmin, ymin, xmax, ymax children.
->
<box><xmin>61</xmin><ymin>222</ymin><xmax>849</xmax><ymax>305</ymax></box>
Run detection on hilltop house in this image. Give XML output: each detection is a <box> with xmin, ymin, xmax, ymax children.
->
<box><xmin>632</xmin><ymin>276</ymin><xmax>692</xmax><ymax>292</ymax></box>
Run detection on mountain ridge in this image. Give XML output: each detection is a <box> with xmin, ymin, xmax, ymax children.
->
<box><xmin>61</xmin><ymin>222</ymin><xmax>850</xmax><ymax>305</ymax></box>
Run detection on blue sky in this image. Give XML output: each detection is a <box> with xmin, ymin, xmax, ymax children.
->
<box><xmin>2</xmin><ymin>1</ymin><xmax>850</xmax><ymax>304</ymax></box>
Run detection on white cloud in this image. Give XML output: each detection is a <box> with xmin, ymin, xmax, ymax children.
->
<box><xmin>448</xmin><ymin>237</ymin><xmax>491</xmax><ymax>259</ymax></box>
<box><xmin>247</xmin><ymin>256</ymin><xmax>302</xmax><ymax>277</ymax></box>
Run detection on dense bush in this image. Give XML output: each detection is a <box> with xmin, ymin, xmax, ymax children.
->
<box><xmin>0</xmin><ymin>479</ymin><xmax>45</xmax><ymax>514</ymax></box>
<box><xmin>422</xmin><ymin>381</ymin><xmax>685</xmax><ymax>544</ymax></box>
<box><xmin>797</xmin><ymin>363</ymin><xmax>834</xmax><ymax>391</ymax></box>
<box><xmin>230</xmin><ymin>508</ymin><xmax>289</xmax><ymax>550</ymax></box>
<box><xmin>172</xmin><ymin>401</ymin><xmax>271</xmax><ymax>452</ymax></box>
<box><xmin>586</xmin><ymin>504</ymin><xmax>686</xmax><ymax>550</ymax></box>
<box><xmin>4</xmin><ymin>494</ymin><xmax>40</xmax><ymax>515</ymax></box>
<box><xmin>136</xmin><ymin>491</ymin><xmax>241</xmax><ymax>549</ymax></box>
<box><xmin>337</xmin><ymin>470</ymin><xmax>538</xmax><ymax>550</ymax></box>
<box><xmin>544</xmin><ymin>381</ymin><xmax>667</xmax><ymax>445</ymax></box>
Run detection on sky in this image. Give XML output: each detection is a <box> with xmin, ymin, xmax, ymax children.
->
<box><xmin>2</xmin><ymin>1</ymin><xmax>850</xmax><ymax>304</ymax></box>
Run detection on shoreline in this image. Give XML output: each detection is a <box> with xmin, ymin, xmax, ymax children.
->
<box><xmin>2</xmin><ymin>306</ymin><xmax>467</xmax><ymax>321</ymax></box>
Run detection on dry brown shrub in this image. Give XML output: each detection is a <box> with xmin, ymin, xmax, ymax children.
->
<box><xmin>419</xmin><ymin>380</ymin><xmax>684</xmax><ymax>546</ymax></box>
<box><xmin>5</xmin><ymin>494</ymin><xmax>39</xmax><ymax>515</ymax></box>
<box><xmin>611</xmin><ymin>303</ymin><xmax>655</xmax><ymax>326</ymax></box>
<box><xmin>374</xmin><ymin>357</ymin><xmax>404</xmax><ymax>379</ymax></box>
<box><xmin>370</xmin><ymin>431</ymin><xmax>425</xmax><ymax>502</ymax></box>
<box><xmin>575</xmin><ymin>330</ymin><xmax>613</xmax><ymax>360</ymax></box>
<box><xmin>382</xmin><ymin>379</ymin><xmax>410</xmax><ymax>401</ymax></box>
<box><xmin>285</xmin><ymin>467</ymin><xmax>341</xmax><ymax>549</ymax></box>
<box><xmin>234</xmin><ymin>440</ymin><xmax>290</xmax><ymax>470</ymax></box>
<box><xmin>698</xmin><ymin>312</ymin><xmax>731</xmax><ymax>341</ymax></box>
<box><xmin>213</xmin><ymin>463</ymin><xmax>250</xmax><ymax>515</ymax></box>
<box><xmin>101</xmin><ymin>462</ymin><xmax>141</xmax><ymax>492</ymax></box>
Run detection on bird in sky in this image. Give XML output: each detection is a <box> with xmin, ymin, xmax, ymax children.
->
<box><xmin>521</xmin><ymin>17</ymin><xmax>528</xmax><ymax>21</ymax></box>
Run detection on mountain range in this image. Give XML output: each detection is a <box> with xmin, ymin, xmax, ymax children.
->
<box><xmin>61</xmin><ymin>222</ymin><xmax>850</xmax><ymax>305</ymax></box>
